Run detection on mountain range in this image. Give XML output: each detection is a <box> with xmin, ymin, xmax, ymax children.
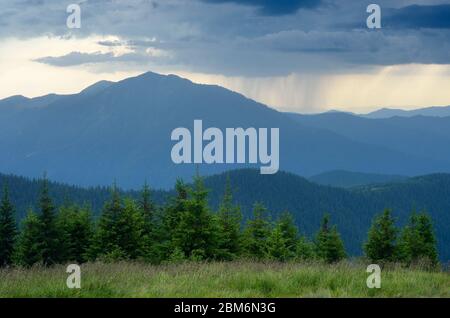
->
<box><xmin>363</xmin><ymin>106</ymin><xmax>450</xmax><ymax>118</ymax></box>
<box><xmin>286</xmin><ymin>111</ymin><xmax>450</xmax><ymax>168</ymax></box>
<box><xmin>2</xmin><ymin>71</ymin><xmax>450</xmax><ymax>189</ymax></box>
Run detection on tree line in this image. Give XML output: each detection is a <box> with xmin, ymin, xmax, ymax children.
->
<box><xmin>0</xmin><ymin>174</ymin><xmax>439</xmax><ymax>267</ymax></box>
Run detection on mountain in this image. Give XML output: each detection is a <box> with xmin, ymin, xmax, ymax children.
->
<box><xmin>309</xmin><ymin>170</ymin><xmax>407</xmax><ymax>188</ymax></box>
<box><xmin>79</xmin><ymin>80</ymin><xmax>114</xmax><ymax>96</ymax></box>
<box><xmin>1</xmin><ymin>169</ymin><xmax>449</xmax><ymax>262</ymax></box>
<box><xmin>364</xmin><ymin>105</ymin><xmax>450</xmax><ymax>118</ymax></box>
<box><xmin>0</xmin><ymin>81</ymin><xmax>115</xmax><ymax>110</ymax></box>
<box><xmin>0</xmin><ymin>93</ymin><xmax>65</xmax><ymax>110</ymax></box>
<box><xmin>1</xmin><ymin>71</ymin><xmax>450</xmax><ymax>189</ymax></box>
<box><xmin>0</xmin><ymin>95</ymin><xmax>30</xmax><ymax>108</ymax></box>
<box><xmin>286</xmin><ymin>111</ymin><xmax>450</xmax><ymax>167</ymax></box>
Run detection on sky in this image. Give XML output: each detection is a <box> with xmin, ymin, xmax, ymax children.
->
<box><xmin>0</xmin><ymin>0</ymin><xmax>450</xmax><ymax>113</ymax></box>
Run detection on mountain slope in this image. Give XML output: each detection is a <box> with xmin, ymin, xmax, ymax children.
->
<box><xmin>309</xmin><ymin>170</ymin><xmax>407</xmax><ymax>188</ymax></box>
<box><xmin>1</xmin><ymin>71</ymin><xmax>449</xmax><ymax>189</ymax></box>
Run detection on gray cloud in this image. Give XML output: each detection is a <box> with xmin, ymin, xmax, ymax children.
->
<box><xmin>384</xmin><ymin>4</ymin><xmax>450</xmax><ymax>29</ymax></box>
<box><xmin>35</xmin><ymin>52</ymin><xmax>117</xmax><ymax>66</ymax></box>
<box><xmin>200</xmin><ymin>0</ymin><xmax>322</xmax><ymax>15</ymax></box>
<box><xmin>3</xmin><ymin>0</ymin><xmax>450</xmax><ymax>76</ymax></box>
<box><xmin>34</xmin><ymin>50</ymin><xmax>171</xmax><ymax>67</ymax></box>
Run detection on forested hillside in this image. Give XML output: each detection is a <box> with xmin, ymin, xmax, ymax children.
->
<box><xmin>0</xmin><ymin>173</ymin><xmax>169</xmax><ymax>220</ymax></box>
<box><xmin>308</xmin><ymin>170</ymin><xmax>407</xmax><ymax>188</ymax></box>
<box><xmin>206</xmin><ymin>170</ymin><xmax>450</xmax><ymax>261</ymax></box>
<box><xmin>1</xmin><ymin>170</ymin><xmax>449</xmax><ymax>261</ymax></box>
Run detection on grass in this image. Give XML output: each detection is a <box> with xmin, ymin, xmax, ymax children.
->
<box><xmin>0</xmin><ymin>261</ymin><xmax>448</xmax><ymax>298</ymax></box>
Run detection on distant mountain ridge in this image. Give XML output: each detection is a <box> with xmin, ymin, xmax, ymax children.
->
<box><xmin>0</xmin><ymin>80</ymin><xmax>115</xmax><ymax>110</ymax></box>
<box><xmin>286</xmin><ymin>111</ymin><xmax>450</xmax><ymax>170</ymax></box>
<box><xmin>363</xmin><ymin>105</ymin><xmax>450</xmax><ymax>118</ymax></box>
<box><xmin>1</xmin><ymin>71</ymin><xmax>450</xmax><ymax>189</ymax></box>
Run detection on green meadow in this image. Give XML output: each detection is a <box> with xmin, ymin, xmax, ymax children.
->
<box><xmin>0</xmin><ymin>261</ymin><xmax>448</xmax><ymax>298</ymax></box>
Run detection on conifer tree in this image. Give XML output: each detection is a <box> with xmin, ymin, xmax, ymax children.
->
<box><xmin>277</xmin><ymin>212</ymin><xmax>300</xmax><ymax>257</ymax></box>
<box><xmin>14</xmin><ymin>210</ymin><xmax>42</xmax><ymax>267</ymax></box>
<box><xmin>268</xmin><ymin>212</ymin><xmax>299</xmax><ymax>261</ymax></box>
<box><xmin>38</xmin><ymin>176</ymin><xmax>62</xmax><ymax>265</ymax></box>
<box><xmin>160</xmin><ymin>179</ymin><xmax>189</xmax><ymax>260</ymax></box>
<box><xmin>364</xmin><ymin>209</ymin><xmax>397</xmax><ymax>263</ymax></box>
<box><xmin>57</xmin><ymin>204</ymin><xmax>93</xmax><ymax>264</ymax></box>
<box><xmin>139</xmin><ymin>183</ymin><xmax>161</xmax><ymax>262</ymax></box>
<box><xmin>140</xmin><ymin>182</ymin><xmax>156</xmax><ymax>226</ymax></box>
<box><xmin>89</xmin><ymin>184</ymin><xmax>125</xmax><ymax>260</ymax></box>
<box><xmin>243</xmin><ymin>203</ymin><xmax>272</xmax><ymax>259</ymax></box>
<box><xmin>315</xmin><ymin>214</ymin><xmax>346</xmax><ymax>263</ymax></box>
<box><xmin>398</xmin><ymin>212</ymin><xmax>438</xmax><ymax>266</ymax></box>
<box><xmin>267</xmin><ymin>224</ymin><xmax>289</xmax><ymax>261</ymax></box>
<box><xmin>163</xmin><ymin>179</ymin><xmax>188</xmax><ymax>234</ymax></box>
<box><xmin>295</xmin><ymin>236</ymin><xmax>315</xmax><ymax>260</ymax></box>
<box><xmin>172</xmin><ymin>175</ymin><xmax>217</xmax><ymax>260</ymax></box>
<box><xmin>117</xmin><ymin>199</ymin><xmax>146</xmax><ymax>259</ymax></box>
<box><xmin>0</xmin><ymin>185</ymin><xmax>17</xmax><ymax>266</ymax></box>
<box><xmin>216</xmin><ymin>175</ymin><xmax>242</xmax><ymax>260</ymax></box>
<box><xmin>91</xmin><ymin>185</ymin><xmax>146</xmax><ymax>260</ymax></box>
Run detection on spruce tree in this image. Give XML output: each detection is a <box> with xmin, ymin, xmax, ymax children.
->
<box><xmin>295</xmin><ymin>236</ymin><xmax>315</xmax><ymax>260</ymax></box>
<box><xmin>315</xmin><ymin>214</ymin><xmax>346</xmax><ymax>263</ymax></box>
<box><xmin>277</xmin><ymin>212</ymin><xmax>300</xmax><ymax>258</ymax></box>
<box><xmin>14</xmin><ymin>210</ymin><xmax>43</xmax><ymax>267</ymax></box>
<box><xmin>116</xmin><ymin>199</ymin><xmax>146</xmax><ymax>259</ymax></box>
<box><xmin>38</xmin><ymin>177</ymin><xmax>61</xmax><ymax>265</ymax></box>
<box><xmin>415</xmin><ymin>213</ymin><xmax>439</xmax><ymax>265</ymax></box>
<box><xmin>57</xmin><ymin>204</ymin><xmax>93</xmax><ymax>264</ymax></box>
<box><xmin>268</xmin><ymin>212</ymin><xmax>299</xmax><ymax>261</ymax></box>
<box><xmin>0</xmin><ymin>185</ymin><xmax>17</xmax><ymax>266</ymax></box>
<box><xmin>140</xmin><ymin>182</ymin><xmax>156</xmax><ymax>226</ymax></box>
<box><xmin>364</xmin><ymin>209</ymin><xmax>398</xmax><ymax>263</ymax></box>
<box><xmin>398</xmin><ymin>212</ymin><xmax>438</xmax><ymax>266</ymax></box>
<box><xmin>161</xmin><ymin>179</ymin><xmax>189</xmax><ymax>260</ymax></box>
<box><xmin>139</xmin><ymin>183</ymin><xmax>161</xmax><ymax>262</ymax></box>
<box><xmin>163</xmin><ymin>179</ymin><xmax>188</xmax><ymax>235</ymax></box>
<box><xmin>243</xmin><ymin>203</ymin><xmax>272</xmax><ymax>259</ymax></box>
<box><xmin>172</xmin><ymin>175</ymin><xmax>217</xmax><ymax>260</ymax></box>
<box><xmin>89</xmin><ymin>184</ymin><xmax>125</xmax><ymax>260</ymax></box>
<box><xmin>216</xmin><ymin>175</ymin><xmax>242</xmax><ymax>260</ymax></box>
<box><xmin>91</xmin><ymin>185</ymin><xmax>146</xmax><ymax>260</ymax></box>
<box><xmin>267</xmin><ymin>224</ymin><xmax>289</xmax><ymax>261</ymax></box>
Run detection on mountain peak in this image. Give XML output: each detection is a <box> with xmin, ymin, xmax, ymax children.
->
<box><xmin>80</xmin><ymin>80</ymin><xmax>114</xmax><ymax>96</ymax></box>
<box><xmin>0</xmin><ymin>95</ymin><xmax>30</xmax><ymax>107</ymax></box>
<box><xmin>133</xmin><ymin>71</ymin><xmax>190</xmax><ymax>83</ymax></box>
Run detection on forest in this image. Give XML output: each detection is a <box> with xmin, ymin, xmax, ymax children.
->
<box><xmin>0</xmin><ymin>173</ymin><xmax>440</xmax><ymax>268</ymax></box>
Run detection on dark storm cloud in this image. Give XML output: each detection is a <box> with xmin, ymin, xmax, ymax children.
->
<box><xmin>201</xmin><ymin>0</ymin><xmax>322</xmax><ymax>15</ymax></box>
<box><xmin>384</xmin><ymin>4</ymin><xmax>450</xmax><ymax>29</ymax></box>
<box><xmin>3</xmin><ymin>0</ymin><xmax>450</xmax><ymax>76</ymax></box>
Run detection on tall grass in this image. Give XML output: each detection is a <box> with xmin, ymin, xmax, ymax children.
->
<box><xmin>0</xmin><ymin>261</ymin><xmax>448</xmax><ymax>298</ymax></box>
